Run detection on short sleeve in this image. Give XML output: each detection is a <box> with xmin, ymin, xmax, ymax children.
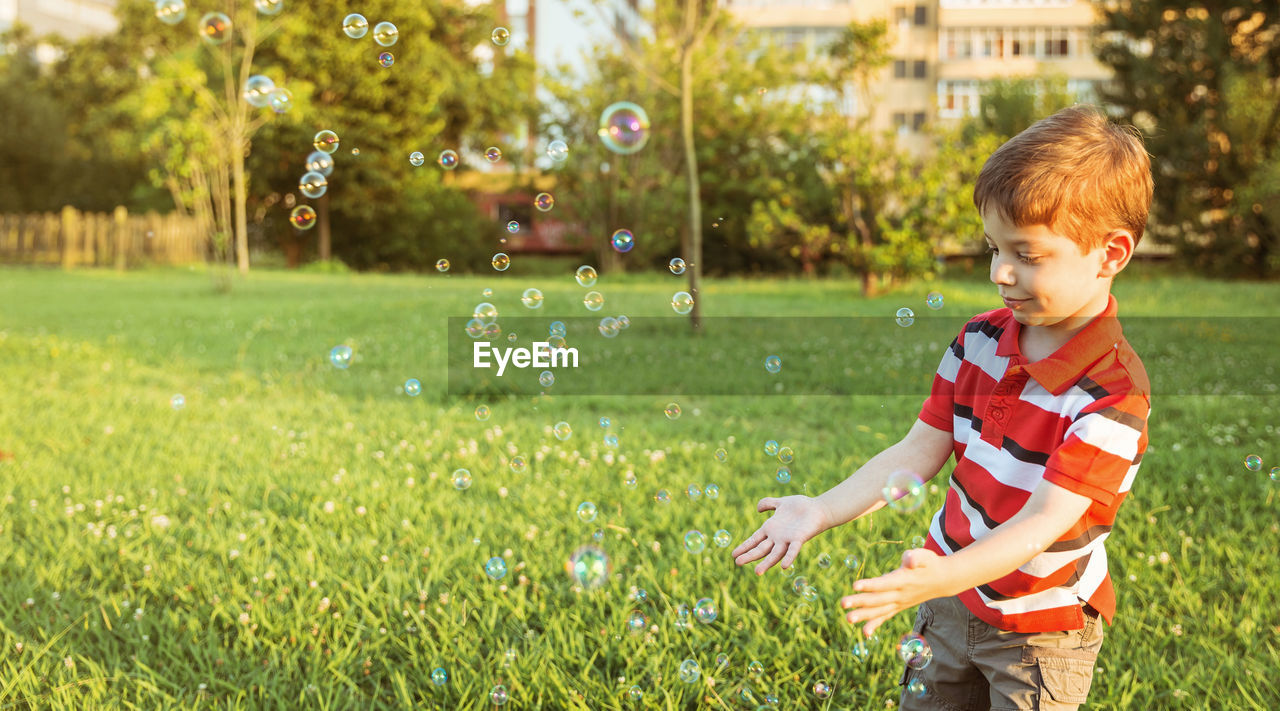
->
<box><xmin>1042</xmin><ymin>391</ymin><xmax>1149</xmax><ymax>507</ymax></box>
<box><xmin>917</xmin><ymin>329</ymin><xmax>964</xmax><ymax>433</ymax></box>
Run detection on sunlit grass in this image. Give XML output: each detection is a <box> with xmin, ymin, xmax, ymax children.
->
<box><xmin>0</xmin><ymin>264</ymin><xmax>1277</xmax><ymax>709</ymax></box>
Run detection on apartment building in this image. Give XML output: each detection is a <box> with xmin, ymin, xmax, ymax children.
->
<box><xmin>725</xmin><ymin>0</ymin><xmax>1108</xmax><ymax>147</ymax></box>
<box><xmin>0</xmin><ymin>0</ymin><xmax>118</xmax><ymax>41</ymax></box>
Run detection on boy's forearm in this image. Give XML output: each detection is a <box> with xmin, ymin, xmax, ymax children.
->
<box><xmin>815</xmin><ymin>424</ymin><xmax>950</xmax><ymax>531</ymax></box>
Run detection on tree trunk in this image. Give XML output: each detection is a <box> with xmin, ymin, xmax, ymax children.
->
<box><xmin>679</xmin><ymin>3</ymin><xmax>703</xmax><ymax>332</ymax></box>
<box><xmin>318</xmin><ymin>192</ymin><xmax>331</xmax><ymax>261</ymax></box>
<box><xmin>233</xmin><ymin>126</ymin><xmax>249</xmax><ymax>274</ymax></box>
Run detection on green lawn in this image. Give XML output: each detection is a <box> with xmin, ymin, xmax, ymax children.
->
<box><xmin>1</xmin><ymin>264</ymin><xmax>1277</xmax><ymax>709</ymax></box>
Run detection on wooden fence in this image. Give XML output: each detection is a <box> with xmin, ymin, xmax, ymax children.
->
<box><xmin>0</xmin><ymin>207</ymin><xmax>208</xmax><ymax>268</ymax></box>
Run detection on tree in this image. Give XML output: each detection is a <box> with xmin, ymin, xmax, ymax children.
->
<box><xmin>0</xmin><ymin>26</ymin><xmax>71</xmax><ymax>213</ymax></box>
<box><xmin>962</xmin><ymin>73</ymin><xmax>1077</xmax><ymax>142</ymax></box>
<box><xmin>1096</xmin><ymin>2</ymin><xmax>1280</xmax><ymax>277</ymax></box>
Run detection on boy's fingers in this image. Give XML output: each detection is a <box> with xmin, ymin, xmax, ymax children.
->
<box><xmin>754</xmin><ymin>542</ymin><xmax>786</xmax><ymax>576</ymax></box>
<box><xmin>756</xmin><ymin>497</ymin><xmax>779</xmax><ymax>513</ymax></box>
<box><xmin>731</xmin><ymin>530</ymin><xmax>765</xmax><ymax>558</ymax></box>
<box><xmin>840</xmin><ymin>591</ymin><xmax>896</xmax><ymax>610</ymax></box>
<box><xmin>735</xmin><ymin>539</ymin><xmax>774</xmax><ymax>567</ymax></box>
<box><xmin>845</xmin><ymin>603</ymin><xmax>898</xmax><ymax>626</ymax></box>
<box><xmin>778</xmin><ymin>541</ymin><xmax>801</xmax><ymax>570</ymax></box>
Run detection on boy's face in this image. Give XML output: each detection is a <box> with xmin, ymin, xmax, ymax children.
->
<box><xmin>981</xmin><ymin>208</ymin><xmax>1115</xmax><ymax>333</ymax></box>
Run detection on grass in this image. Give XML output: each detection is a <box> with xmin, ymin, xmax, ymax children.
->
<box><xmin>0</xmin><ymin>262</ymin><xmax>1278</xmax><ymax>710</ymax></box>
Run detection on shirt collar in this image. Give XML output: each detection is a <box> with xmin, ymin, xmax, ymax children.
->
<box><xmin>995</xmin><ymin>294</ymin><xmax>1123</xmax><ymax>395</ymax></box>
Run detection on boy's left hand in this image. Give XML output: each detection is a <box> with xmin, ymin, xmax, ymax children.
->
<box><xmin>840</xmin><ymin>548</ymin><xmax>953</xmax><ymax>638</ymax></box>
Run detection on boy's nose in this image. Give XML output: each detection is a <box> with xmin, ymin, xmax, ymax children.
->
<box><xmin>991</xmin><ymin>260</ymin><xmax>1015</xmax><ymax>286</ymax></box>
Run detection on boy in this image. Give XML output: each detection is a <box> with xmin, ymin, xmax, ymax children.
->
<box><xmin>732</xmin><ymin>104</ymin><xmax>1152</xmax><ymax>711</ymax></box>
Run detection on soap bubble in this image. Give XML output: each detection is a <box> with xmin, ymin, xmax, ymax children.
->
<box><xmin>329</xmin><ymin>345</ymin><xmax>353</xmax><ymax>369</ymax></box>
<box><xmin>254</xmin><ymin>0</ymin><xmax>282</xmax><ymax>16</ymax></box>
<box><xmin>431</xmin><ymin>667</ymin><xmax>447</xmax><ymax>685</ymax></box>
<box><xmin>576</xmin><ymin>265</ymin><xmax>598</xmax><ymax>287</ymax></box>
<box><xmin>778</xmin><ymin>446</ymin><xmax>793</xmax><ymax>463</ymax></box>
<box><xmin>686</xmin><ymin>483</ymin><xmax>702</xmax><ymax>501</ymax></box>
<box><xmin>299</xmin><ymin>172</ymin><xmax>327</xmax><ymax>199</ymax></box>
<box><xmin>1245</xmin><ymin>454</ymin><xmax>1263</xmax><ymax>472</ymax></box>
<box><xmin>926</xmin><ymin>291</ymin><xmax>944</xmax><ymax>310</ymax></box>
<box><xmin>577</xmin><ymin>501</ymin><xmax>598</xmax><ymax>523</ymax></box>
<box><xmin>671</xmin><ymin>291</ymin><xmax>694</xmax><ymax>315</ymax></box>
<box><xmin>851</xmin><ymin>641</ymin><xmax>869</xmax><ymax>662</ymax></box>
<box><xmin>376</xmin><ymin>51</ymin><xmax>394</xmax><ymax>67</ymax></box>
<box><xmin>409</xmin><ymin>151</ymin><xmax>425</xmax><ymax>166</ymax></box>
<box><xmin>489</xmin><ymin>684</ymin><xmax>508</xmax><ymax>705</ymax></box>
<box><xmin>547</xmin><ymin>140</ymin><xmax>569</xmax><ymax>162</ymax></box>
<box><xmin>492</xmin><ymin>253</ymin><xmax>511</xmax><ymax>271</ymax></box>
<box><xmin>289</xmin><ymin>205</ymin><xmax>317</xmax><ymax>230</ymax></box>
<box><xmin>623</xmin><ymin>471</ymin><xmax>637</xmax><ymax>489</ymax></box>
<box><xmin>694</xmin><ymin>598</ymin><xmax>717</xmax><ymax>624</ymax></box>
<box><xmin>475</xmin><ymin>405</ymin><xmax>491</xmax><ymax>421</ymax></box>
<box><xmin>350</xmin><ymin>147</ymin><xmax>360</xmax><ymax>156</ymax></box>
<box><xmin>747</xmin><ymin>661</ymin><xmax>764</xmax><ymax>677</ymax></box>
<box><xmin>485</xmin><ymin>146</ymin><xmax>503</xmax><ymax>162</ymax></box>
<box><xmin>567</xmin><ymin>545</ymin><xmax>609</xmax><ymax>588</ymax></box>
<box><xmin>764</xmin><ymin>355</ymin><xmax>781</xmax><ymax>374</ymax></box>
<box><xmin>713</xmin><ymin>529</ymin><xmax>731</xmax><ymax>547</ymax></box>
<box><xmin>305</xmin><ymin>151</ymin><xmax>334</xmax><ymax>177</ymax></box>
<box><xmin>553</xmin><ymin>421</ymin><xmax>572</xmax><ymax>441</ymax></box>
<box><xmin>241</xmin><ymin>75</ymin><xmax>274</xmax><ymax>107</ymax></box>
<box><xmin>844</xmin><ymin>554</ymin><xmax>859</xmax><ymax>570</ymax></box>
<box><xmin>898</xmin><ymin>633</ymin><xmax>933</xmax><ymax>670</ymax></box>
<box><xmin>668</xmin><ymin>257</ymin><xmax>686</xmax><ymax>275</ymax></box>
<box><xmin>534</xmin><ymin>193</ymin><xmax>555</xmax><ymax>211</ymax></box>
<box><xmin>599</xmin><ymin>416</ymin><xmax>610</xmax><ymax>428</ymax></box>
<box><xmin>653</xmin><ymin>489</ymin><xmax>670</xmax><ymax>504</ymax></box>
<box><xmin>715</xmin><ymin>653</ymin><xmax>728</xmax><ymax>668</ymax></box>
<box><xmin>170</xmin><ymin>394</ymin><xmax>185</xmax><ymax>410</ymax></box>
<box><xmin>155</xmin><ymin>0</ymin><xmax>186</xmax><ymax>25</ymax></box>
<box><xmin>775</xmin><ymin>467</ymin><xmax>791</xmax><ymax>484</ymax></box>
<box><xmin>896</xmin><ymin>307</ymin><xmax>915</xmax><ymax>327</ymax></box>
<box><xmin>583</xmin><ymin>291</ymin><xmax>604</xmax><ymax>311</ymax></box>
<box><xmin>198</xmin><ymin>12</ymin><xmax>231</xmax><ymax>45</ymax></box>
<box><xmin>507</xmin><ymin>220</ymin><xmax>520</xmax><ymax>234</ymax></box>
<box><xmin>435</xmin><ymin>259</ymin><xmax>450</xmax><ymax>272</ymax></box>
<box><xmin>677</xmin><ymin>659</ymin><xmax>700</xmax><ymax>684</ymax></box>
<box><xmin>267</xmin><ymin>87</ymin><xmax>292</xmax><ymax>114</ymax></box>
<box><xmin>611</xmin><ymin>229</ymin><xmax>634</xmax><ymax>253</ymax></box>
<box><xmin>465</xmin><ymin>319</ymin><xmax>484</xmax><ymax>338</ymax></box>
<box><xmin>626</xmin><ymin>610</ymin><xmax>647</xmax><ymax>634</ymax></box>
<box><xmin>813</xmin><ymin>681</ymin><xmax>832</xmax><ymax>699</ymax></box>
<box><xmin>373</xmin><ymin>21</ymin><xmax>398</xmax><ymax>46</ymax></box>
<box><xmin>911</xmin><ymin>534</ymin><xmax>926</xmax><ymax>548</ymax></box>
<box><xmin>313</xmin><ymin>130</ymin><xmax>339</xmax><ymax>155</ymax></box>
<box><xmin>816</xmin><ymin>552</ymin><xmax>832</xmax><ymax>568</ymax></box>
<box><xmin>627</xmin><ymin>685</ymin><xmax>643</xmax><ymax>701</ymax></box>
<box><xmin>664</xmin><ymin>402</ymin><xmax>681</xmax><ymax>420</ymax></box>
<box><xmin>342</xmin><ymin>13</ymin><xmax>368</xmax><ymax>38</ymax></box>
<box><xmin>491</xmin><ymin>26</ymin><xmax>510</xmax><ymax>46</ymax></box>
<box><xmin>538</xmin><ymin>370</ymin><xmax>554</xmax><ymax>388</ymax></box>
<box><xmin>605</xmin><ymin>434</ymin><xmax>620</xmax><ymax>449</ymax></box>
<box><xmin>474</xmin><ymin>303</ymin><xmax>498</xmax><ymax>324</ymax></box>
<box><xmin>598</xmin><ymin>101</ymin><xmax>651</xmax><ymax>155</ymax></box>
<box><xmin>714</xmin><ymin>448</ymin><xmax>727</xmax><ymax>462</ymax></box>
<box><xmin>1271</xmin><ymin>467</ymin><xmax>1280</xmax><ymax>482</ymax></box>
<box><xmin>452</xmin><ymin>469</ymin><xmax>472</xmax><ymax>490</ymax></box>
<box><xmin>684</xmin><ymin>530</ymin><xmax>706</xmax><ymax>554</ymax></box>
<box><xmin>883</xmin><ymin>470</ymin><xmax>925</xmax><ymax>512</ymax></box>
<box><xmin>550</xmin><ymin>321</ymin><xmax>567</xmax><ymax>337</ymax></box>
<box><xmin>509</xmin><ymin>455</ymin><xmax>527</xmax><ymax>474</ymax></box>
<box><xmin>438</xmin><ymin>150</ymin><xmax>459</xmax><ymax>169</ymax></box>
<box><xmin>765</xmin><ymin>440</ymin><xmax>780</xmax><ymax>456</ymax></box>
<box><xmin>485</xmin><ymin>556</ymin><xmax>507</xmax><ymax>580</ymax></box>
<box><xmin>403</xmin><ymin>378</ymin><xmax>421</xmax><ymax>396</ymax></box>
<box><xmin>906</xmin><ymin>678</ymin><xmax>927</xmax><ymax>698</ymax></box>
<box><xmin>705</xmin><ymin>483</ymin><xmax>719</xmax><ymax>499</ymax></box>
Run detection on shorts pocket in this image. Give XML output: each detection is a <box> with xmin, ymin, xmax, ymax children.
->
<box><xmin>1036</xmin><ymin>656</ymin><xmax>1095</xmax><ymax>704</ymax></box>
<box><xmin>898</xmin><ymin>601</ymin><xmax>934</xmax><ymax>687</ymax></box>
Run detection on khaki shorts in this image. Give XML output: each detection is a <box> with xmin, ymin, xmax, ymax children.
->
<box><xmin>899</xmin><ymin>595</ymin><xmax>1104</xmax><ymax>711</ymax></box>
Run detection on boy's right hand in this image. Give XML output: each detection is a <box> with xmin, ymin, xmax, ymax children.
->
<box><xmin>731</xmin><ymin>495</ymin><xmax>832</xmax><ymax>575</ymax></box>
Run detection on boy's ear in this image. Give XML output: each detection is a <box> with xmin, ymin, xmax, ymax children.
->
<box><xmin>1098</xmin><ymin>229</ymin><xmax>1136</xmax><ymax>278</ymax></box>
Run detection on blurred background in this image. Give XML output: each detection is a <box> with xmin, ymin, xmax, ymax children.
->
<box><xmin>0</xmin><ymin>0</ymin><xmax>1276</xmax><ymax>287</ymax></box>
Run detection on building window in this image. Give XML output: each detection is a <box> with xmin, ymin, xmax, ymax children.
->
<box><xmin>914</xmin><ymin>4</ymin><xmax>927</xmax><ymax>25</ymax></box>
<box><xmin>913</xmin><ymin>112</ymin><xmax>927</xmax><ymax>131</ymax></box>
<box><xmin>913</xmin><ymin>60</ymin><xmax>927</xmax><ymax>79</ymax></box>
<box><xmin>893</xmin><ymin>112</ymin><xmax>907</xmax><ymax>127</ymax></box>
<box><xmin>894</xmin><ymin>6</ymin><xmax>907</xmax><ymax>22</ymax></box>
<box><xmin>894</xmin><ymin>60</ymin><xmax>907</xmax><ymax>78</ymax></box>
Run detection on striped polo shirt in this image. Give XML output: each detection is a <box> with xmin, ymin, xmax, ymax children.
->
<box><xmin>917</xmin><ymin>294</ymin><xmax>1150</xmax><ymax>633</ymax></box>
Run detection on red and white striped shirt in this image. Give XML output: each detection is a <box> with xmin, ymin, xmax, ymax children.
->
<box><xmin>918</xmin><ymin>294</ymin><xmax>1150</xmax><ymax>633</ymax></box>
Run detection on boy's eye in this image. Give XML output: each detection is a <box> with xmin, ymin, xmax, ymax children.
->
<box><xmin>1019</xmin><ymin>254</ymin><xmax>1040</xmax><ymax>265</ymax></box>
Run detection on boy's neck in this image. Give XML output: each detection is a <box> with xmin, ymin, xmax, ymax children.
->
<box><xmin>1016</xmin><ymin>290</ymin><xmax>1113</xmax><ymax>362</ymax></box>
